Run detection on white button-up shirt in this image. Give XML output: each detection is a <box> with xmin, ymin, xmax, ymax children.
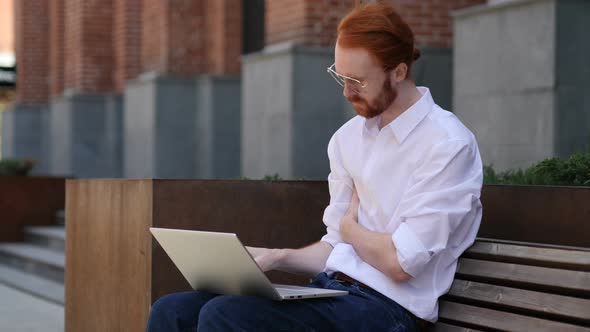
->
<box><xmin>321</xmin><ymin>87</ymin><xmax>483</xmax><ymax>322</ymax></box>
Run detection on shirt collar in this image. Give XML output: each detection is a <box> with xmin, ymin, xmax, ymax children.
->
<box><xmin>363</xmin><ymin>87</ymin><xmax>434</xmax><ymax>144</ymax></box>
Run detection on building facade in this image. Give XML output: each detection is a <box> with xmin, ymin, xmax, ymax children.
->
<box><xmin>3</xmin><ymin>0</ymin><xmax>502</xmax><ymax>179</ymax></box>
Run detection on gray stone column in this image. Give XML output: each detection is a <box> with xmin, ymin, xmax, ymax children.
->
<box><xmin>124</xmin><ymin>73</ymin><xmax>241</xmax><ymax>179</ymax></box>
<box><xmin>241</xmin><ymin>42</ymin><xmax>350</xmax><ymax>180</ymax></box>
<box><xmin>412</xmin><ymin>48</ymin><xmax>453</xmax><ymax>111</ymax></box>
<box><xmin>553</xmin><ymin>0</ymin><xmax>590</xmax><ymax>158</ymax></box>
<box><xmin>195</xmin><ymin>76</ymin><xmax>241</xmax><ymax>179</ymax></box>
<box><xmin>49</xmin><ymin>93</ymin><xmax>123</xmax><ymax>177</ymax></box>
<box><xmin>453</xmin><ymin>0</ymin><xmax>590</xmax><ymax>171</ymax></box>
<box><xmin>454</xmin><ymin>0</ymin><xmax>556</xmax><ymax>172</ymax></box>
<box><xmin>1</xmin><ymin>104</ymin><xmax>50</xmax><ymax>174</ymax></box>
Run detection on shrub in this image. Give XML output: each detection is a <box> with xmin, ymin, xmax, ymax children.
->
<box><xmin>0</xmin><ymin>159</ymin><xmax>36</xmax><ymax>176</ymax></box>
<box><xmin>484</xmin><ymin>152</ymin><xmax>590</xmax><ymax>186</ymax></box>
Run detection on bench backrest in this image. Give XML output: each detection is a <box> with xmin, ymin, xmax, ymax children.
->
<box><xmin>433</xmin><ymin>240</ymin><xmax>590</xmax><ymax>331</ymax></box>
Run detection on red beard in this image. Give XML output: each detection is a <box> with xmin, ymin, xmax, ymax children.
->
<box><xmin>348</xmin><ymin>77</ymin><xmax>397</xmax><ymax>119</ymax></box>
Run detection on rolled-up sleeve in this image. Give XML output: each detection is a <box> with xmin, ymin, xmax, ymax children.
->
<box><xmin>392</xmin><ymin>139</ymin><xmax>483</xmax><ymax>277</ymax></box>
<box><xmin>320</xmin><ymin>134</ymin><xmax>354</xmax><ymax>247</ymax></box>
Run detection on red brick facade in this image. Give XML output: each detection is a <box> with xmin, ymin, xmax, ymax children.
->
<box><xmin>166</xmin><ymin>1</ymin><xmax>207</xmax><ymax>75</ymax></box>
<box><xmin>14</xmin><ymin>0</ymin><xmax>485</xmax><ymax>104</ymax></box>
<box><xmin>141</xmin><ymin>0</ymin><xmax>242</xmax><ymax>76</ymax></box>
<box><xmin>64</xmin><ymin>0</ymin><xmax>114</xmax><ymax>93</ymax></box>
<box><xmin>266</xmin><ymin>0</ymin><xmax>486</xmax><ymax>48</ymax></box>
<box><xmin>15</xmin><ymin>0</ymin><xmax>49</xmax><ymax>105</ymax></box>
<box><xmin>393</xmin><ymin>0</ymin><xmax>486</xmax><ymax>48</ymax></box>
<box><xmin>140</xmin><ymin>0</ymin><xmax>167</xmax><ymax>75</ymax></box>
<box><xmin>206</xmin><ymin>0</ymin><xmax>243</xmax><ymax>75</ymax></box>
<box><xmin>266</xmin><ymin>0</ymin><xmax>355</xmax><ymax>47</ymax></box>
<box><xmin>114</xmin><ymin>0</ymin><xmax>142</xmax><ymax>93</ymax></box>
<box><xmin>49</xmin><ymin>0</ymin><xmax>64</xmax><ymax>97</ymax></box>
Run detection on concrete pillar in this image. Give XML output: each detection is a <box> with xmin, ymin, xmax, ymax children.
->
<box><xmin>241</xmin><ymin>43</ymin><xmax>349</xmax><ymax>180</ymax></box>
<box><xmin>124</xmin><ymin>75</ymin><xmax>197</xmax><ymax>179</ymax></box>
<box><xmin>124</xmin><ymin>74</ymin><xmax>241</xmax><ymax>179</ymax></box>
<box><xmin>46</xmin><ymin>0</ymin><xmax>122</xmax><ymax>178</ymax></box>
<box><xmin>553</xmin><ymin>0</ymin><xmax>590</xmax><ymax>158</ymax></box>
<box><xmin>241</xmin><ymin>0</ymin><xmax>353</xmax><ymax>180</ymax></box>
<box><xmin>2</xmin><ymin>0</ymin><xmax>50</xmax><ymax>172</ymax></box>
<box><xmin>1</xmin><ymin>105</ymin><xmax>50</xmax><ymax>174</ymax></box>
<box><xmin>393</xmin><ymin>0</ymin><xmax>486</xmax><ymax>110</ymax></box>
<box><xmin>194</xmin><ymin>76</ymin><xmax>241</xmax><ymax>179</ymax></box>
<box><xmin>125</xmin><ymin>0</ymin><xmax>242</xmax><ymax>179</ymax></box>
<box><xmin>49</xmin><ymin>94</ymin><xmax>122</xmax><ymax>177</ymax></box>
<box><xmin>453</xmin><ymin>0</ymin><xmax>590</xmax><ymax>171</ymax></box>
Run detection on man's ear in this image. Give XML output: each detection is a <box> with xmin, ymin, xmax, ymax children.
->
<box><xmin>392</xmin><ymin>63</ymin><xmax>408</xmax><ymax>82</ymax></box>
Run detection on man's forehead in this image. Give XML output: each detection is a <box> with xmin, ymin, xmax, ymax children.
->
<box><xmin>334</xmin><ymin>44</ymin><xmax>377</xmax><ymax>77</ymax></box>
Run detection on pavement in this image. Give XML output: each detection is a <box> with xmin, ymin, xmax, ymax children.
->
<box><xmin>0</xmin><ymin>283</ymin><xmax>64</xmax><ymax>332</ymax></box>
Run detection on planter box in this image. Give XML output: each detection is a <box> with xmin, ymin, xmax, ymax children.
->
<box><xmin>0</xmin><ymin>176</ymin><xmax>66</xmax><ymax>242</ymax></box>
<box><xmin>480</xmin><ymin>185</ymin><xmax>590</xmax><ymax>248</ymax></box>
<box><xmin>65</xmin><ymin>180</ymin><xmax>590</xmax><ymax>332</ymax></box>
<box><xmin>65</xmin><ymin>179</ymin><xmax>328</xmax><ymax>332</ymax></box>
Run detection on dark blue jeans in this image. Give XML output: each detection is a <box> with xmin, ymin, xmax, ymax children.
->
<box><xmin>146</xmin><ymin>272</ymin><xmax>419</xmax><ymax>332</ymax></box>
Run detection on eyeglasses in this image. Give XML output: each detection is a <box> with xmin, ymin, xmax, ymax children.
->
<box><xmin>327</xmin><ymin>63</ymin><xmax>368</xmax><ymax>92</ymax></box>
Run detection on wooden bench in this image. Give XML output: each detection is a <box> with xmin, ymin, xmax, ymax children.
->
<box><xmin>433</xmin><ymin>239</ymin><xmax>590</xmax><ymax>331</ymax></box>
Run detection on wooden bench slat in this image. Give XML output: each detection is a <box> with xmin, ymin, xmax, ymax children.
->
<box><xmin>429</xmin><ymin>322</ymin><xmax>482</xmax><ymax>332</ymax></box>
<box><xmin>439</xmin><ymin>301</ymin><xmax>590</xmax><ymax>332</ymax></box>
<box><xmin>476</xmin><ymin>237</ymin><xmax>590</xmax><ymax>253</ymax></box>
<box><xmin>465</xmin><ymin>241</ymin><xmax>590</xmax><ymax>272</ymax></box>
<box><xmin>456</xmin><ymin>258</ymin><xmax>590</xmax><ymax>297</ymax></box>
<box><xmin>446</xmin><ymin>280</ymin><xmax>590</xmax><ymax>325</ymax></box>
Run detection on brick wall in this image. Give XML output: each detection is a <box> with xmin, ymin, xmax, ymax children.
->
<box><xmin>14</xmin><ymin>0</ymin><xmax>49</xmax><ymax>105</ymax></box>
<box><xmin>64</xmin><ymin>0</ymin><xmax>114</xmax><ymax>93</ymax></box>
<box><xmin>13</xmin><ymin>0</ymin><xmax>486</xmax><ymax>104</ymax></box>
<box><xmin>167</xmin><ymin>1</ymin><xmax>207</xmax><ymax>75</ymax></box>
<box><xmin>114</xmin><ymin>0</ymin><xmax>142</xmax><ymax>92</ymax></box>
<box><xmin>266</xmin><ymin>0</ymin><xmax>355</xmax><ymax>47</ymax></box>
<box><xmin>265</xmin><ymin>0</ymin><xmax>485</xmax><ymax>48</ymax></box>
<box><xmin>206</xmin><ymin>0</ymin><xmax>242</xmax><ymax>75</ymax></box>
<box><xmin>49</xmin><ymin>0</ymin><xmax>64</xmax><ymax>97</ymax></box>
<box><xmin>140</xmin><ymin>0</ymin><xmax>167</xmax><ymax>74</ymax></box>
<box><xmin>392</xmin><ymin>0</ymin><xmax>486</xmax><ymax>48</ymax></box>
<box><xmin>141</xmin><ymin>0</ymin><xmax>206</xmax><ymax>76</ymax></box>
<box><xmin>141</xmin><ymin>0</ymin><xmax>242</xmax><ymax>76</ymax></box>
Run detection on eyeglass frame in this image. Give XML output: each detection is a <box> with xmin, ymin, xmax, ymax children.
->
<box><xmin>327</xmin><ymin>63</ymin><xmax>368</xmax><ymax>92</ymax></box>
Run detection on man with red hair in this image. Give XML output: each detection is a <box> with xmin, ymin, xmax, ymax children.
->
<box><xmin>147</xmin><ymin>3</ymin><xmax>482</xmax><ymax>331</ymax></box>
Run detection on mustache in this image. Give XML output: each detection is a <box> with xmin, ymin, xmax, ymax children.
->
<box><xmin>347</xmin><ymin>95</ymin><xmax>365</xmax><ymax>103</ymax></box>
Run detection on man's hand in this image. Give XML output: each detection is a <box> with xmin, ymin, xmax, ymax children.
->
<box><xmin>245</xmin><ymin>246</ymin><xmax>283</xmax><ymax>272</ymax></box>
<box><xmin>246</xmin><ymin>242</ymin><xmax>333</xmax><ymax>276</ymax></box>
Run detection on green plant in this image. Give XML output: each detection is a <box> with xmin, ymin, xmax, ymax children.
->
<box><xmin>262</xmin><ymin>173</ymin><xmax>282</xmax><ymax>181</ymax></box>
<box><xmin>0</xmin><ymin>159</ymin><xmax>36</xmax><ymax>176</ymax></box>
<box><xmin>484</xmin><ymin>152</ymin><xmax>590</xmax><ymax>186</ymax></box>
<box><xmin>234</xmin><ymin>174</ymin><xmax>283</xmax><ymax>181</ymax></box>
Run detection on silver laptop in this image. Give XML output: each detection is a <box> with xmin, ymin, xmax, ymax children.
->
<box><xmin>150</xmin><ymin>227</ymin><xmax>348</xmax><ymax>300</ymax></box>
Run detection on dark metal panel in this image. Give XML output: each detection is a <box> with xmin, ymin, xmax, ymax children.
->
<box><xmin>148</xmin><ymin>181</ymin><xmax>590</xmax><ymax>302</ymax></box>
<box><xmin>151</xmin><ymin>180</ymin><xmax>330</xmax><ymax>301</ymax></box>
<box><xmin>479</xmin><ymin>185</ymin><xmax>590</xmax><ymax>248</ymax></box>
<box><xmin>0</xmin><ymin>176</ymin><xmax>66</xmax><ymax>242</ymax></box>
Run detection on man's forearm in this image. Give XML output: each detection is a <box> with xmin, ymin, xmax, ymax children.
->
<box><xmin>341</xmin><ymin>220</ymin><xmax>411</xmax><ymax>282</ymax></box>
<box><xmin>275</xmin><ymin>241</ymin><xmax>333</xmax><ymax>276</ymax></box>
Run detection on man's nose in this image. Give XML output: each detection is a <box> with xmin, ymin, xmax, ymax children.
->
<box><xmin>342</xmin><ymin>83</ymin><xmax>357</xmax><ymax>99</ymax></box>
